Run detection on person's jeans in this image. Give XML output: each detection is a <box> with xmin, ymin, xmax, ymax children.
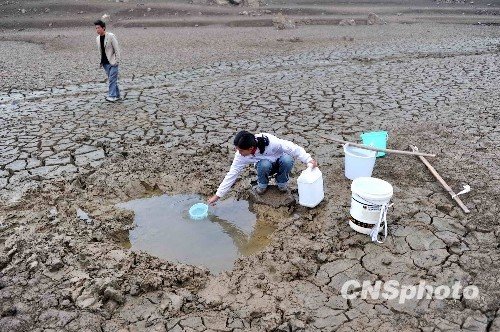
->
<box><xmin>103</xmin><ymin>64</ymin><xmax>120</xmax><ymax>98</ymax></box>
<box><xmin>256</xmin><ymin>154</ymin><xmax>294</xmax><ymax>189</ymax></box>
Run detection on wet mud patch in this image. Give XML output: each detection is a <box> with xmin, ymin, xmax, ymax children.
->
<box><xmin>116</xmin><ymin>194</ymin><xmax>276</xmax><ymax>273</ymax></box>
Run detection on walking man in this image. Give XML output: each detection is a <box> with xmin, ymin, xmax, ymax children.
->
<box><xmin>94</xmin><ymin>19</ymin><xmax>120</xmax><ymax>102</ymax></box>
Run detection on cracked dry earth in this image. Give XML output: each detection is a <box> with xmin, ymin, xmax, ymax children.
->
<box><xmin>0</xmin><ymin>24</ymin><xmax>499</xmax><ymax>331</ymax></box>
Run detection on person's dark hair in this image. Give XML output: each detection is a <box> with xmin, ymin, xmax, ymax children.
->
<box><xmin>233</xmin><ymin>131</ymin><xmax>269</xmax><ymax>154</ymax></box>
<box><xmin>94</xmin><ymin>19</ymin><xmax>106</xmax><ymax>29</ymax></box>
<box><xmin>234</xmin><ymin>131</ymin><xmax>255</xmax><ymax>149</ymax></box>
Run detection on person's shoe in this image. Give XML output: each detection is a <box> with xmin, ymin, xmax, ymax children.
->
<box><xmin>277</xmin><ymin>184</ymin><xmax>288</xmax><ymax>193</ymax></box>
<box><xmin>105</xmin><ymin>96</ymin><xmax>118</xmax><ymax>102</ymax></box>
<box><xmin>255</xmin><ymin>186</ymin><xmax>268</xmax><ymax>195</ymax></box>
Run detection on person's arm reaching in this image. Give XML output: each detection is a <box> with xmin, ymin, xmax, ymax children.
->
<box><xmin>208</xmin><ymin>154</ymin><xmax>246</xmax><ymax>205</ymax></box>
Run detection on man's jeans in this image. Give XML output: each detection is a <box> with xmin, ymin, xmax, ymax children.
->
<box><xmin>103</xmin><ymin>64</ymin><xmax>120</xmax><ymax>98</ymax></box>
<box><xmin>256</xmin><ymin>154</ymin><xmax>294</xmax><ymax>189</ymax></box>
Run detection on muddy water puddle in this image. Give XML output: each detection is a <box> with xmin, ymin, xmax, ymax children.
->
<box><xmin>117</xmin><ymin>195</ymin><xmax>275</xmax><ymax>273</ymax></box>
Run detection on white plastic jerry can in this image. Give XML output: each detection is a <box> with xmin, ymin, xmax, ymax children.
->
<box><xmin>297</xmin><ymin>164</ymin><xmax>324</xmax><ymax>208</ymax></box>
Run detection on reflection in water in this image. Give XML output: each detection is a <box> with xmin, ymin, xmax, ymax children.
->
<box><xmin>116</xmin><ymin>195</ymin><xmax>275</xmax><ymax>273</ymax></box>
<box><xmin>210</xmin><ymin>214</ymin><xmax>275</xmax><ymax>256</ymax></box>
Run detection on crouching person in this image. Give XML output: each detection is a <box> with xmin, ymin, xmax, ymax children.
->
<box><xmin>208</xmin><ymin>131</ymin><xmax>318</xmax><ymax>205</ymax></box>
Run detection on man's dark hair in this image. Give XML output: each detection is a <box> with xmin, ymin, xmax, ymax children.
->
<box><xmin>94</xmin><ymin>19</ymin><xmax>106</xmax><ymax>29</ymax></box>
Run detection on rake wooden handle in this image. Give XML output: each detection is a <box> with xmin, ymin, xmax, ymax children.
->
<box><xmin>410</xmin><ymin>145</ymin><xmax>470</xmax><ymax>214</ymax></box>
<box><xmin>320</xmin><ymin>135</ymin><xmax>437</xmax><ymax>157</ymax></box>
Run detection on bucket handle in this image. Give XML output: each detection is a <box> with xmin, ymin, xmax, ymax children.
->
<box><xmin>369</xmin><ymin>202</ymin><xmax>393</xmax><ymax>244</ymax></box>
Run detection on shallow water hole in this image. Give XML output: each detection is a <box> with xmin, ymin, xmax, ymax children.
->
<box><xmin>116</xmin><ymin>194</ymin><xmax>276</xmax><ymax>273</ymax></box>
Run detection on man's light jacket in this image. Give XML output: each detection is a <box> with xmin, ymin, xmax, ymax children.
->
<box><xmin>96</xmin><ymin>32</ymin><xmax>120</xmax><ymax>65</ymax></box>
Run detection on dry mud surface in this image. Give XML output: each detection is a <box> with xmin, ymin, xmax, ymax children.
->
<box><xmin>1</xmin><ymin>1</ymin><xmax>500</xmax><ymax>331</ymax></box>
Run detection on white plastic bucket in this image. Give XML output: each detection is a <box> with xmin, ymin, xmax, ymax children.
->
<box><xmin>343</xmin><ymin>144</ymin><xmax>377</xmax><ymax>180</ymax></box>
<box><xmin>297</xmin><ymin>165</ymin><xmax>324</xmax><ymax>208</ymax></box>
<box><xmin>349</xmin><ymin>177</ymin><xmax>393</xmax><ymax>243</ymax></box>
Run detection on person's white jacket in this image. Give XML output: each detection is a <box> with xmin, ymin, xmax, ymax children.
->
<box><xmin>215</xmin><ymin>133</ymin><xmax>312</xmax><ymax>198</ymax></box>
<box><xmin>96</xmin><ymin>32</ymin><xmax>120</xmax><ymax>65</ymax></box>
